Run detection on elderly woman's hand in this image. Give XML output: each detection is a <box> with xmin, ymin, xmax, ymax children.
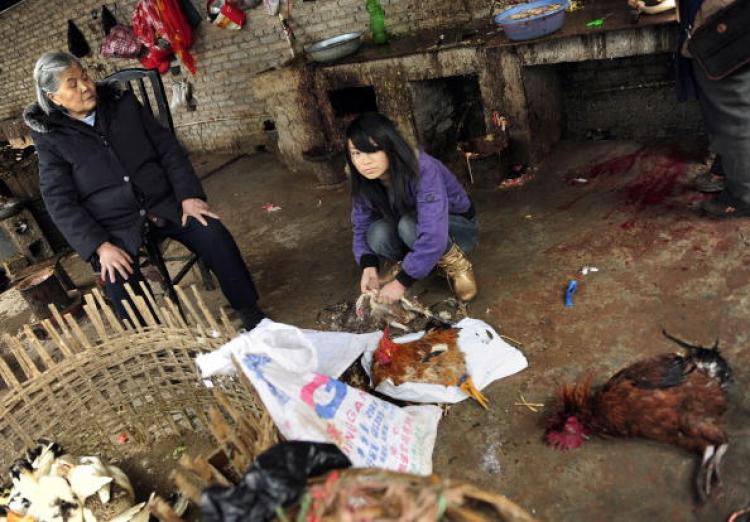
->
<box><xmin>181</xmin><ymin>198</ymin><xmax>220</xmax><ymax>227</ymax></box>
<box><xmin>97</xmin><ymin>242</ymin><xmax>134</xmax><ymax>283</ymax></box>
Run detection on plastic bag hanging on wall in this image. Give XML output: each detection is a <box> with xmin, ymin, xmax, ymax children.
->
<box><xmin>101</xmin><ymin>5</ymin><xmax>118</xmax><ymax>35</ymax></box>
<box><xmin>264</xmin><ymin>0</ymin><xmax>280</xmax><ymax>16</ymax></box>
<box><xmin>100</xmin><ymin>25</ymin><xmax>143</xmax><ymax>58</ymax></box>
<box><xmin>207</xmin><ymin>0</ymin><xmax>247</xmax><ymax>29</ymax></box>
<box><xmin>68</xmin><ymin>20</ymin><xmax>91</xmax><ymax>57</ymax></box>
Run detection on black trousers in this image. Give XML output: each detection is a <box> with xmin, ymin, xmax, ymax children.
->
<box><xmin>97</xmin><ymin>217</ymin><xmax>259</xmax><ymax>321</ymax></box>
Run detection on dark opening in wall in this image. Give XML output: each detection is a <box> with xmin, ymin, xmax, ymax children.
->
<box><xmin>559</xmin><ymin>54</ymin><xmax>703</xmax><ymax>140</ymax></box>
<box><xmin>0</xmin><ymin>179</ymin><xmax>12</xmax><ymax>198</ymax></box>
<box><xmin>0</xmin><ymin>0</ymin><xmax>24</xmax><ymax>14</ymax></box>
<box><xmin>27</xmin><ymin>239</ymin><xmax>43</xmax><ymax>262</ymax></box>
<box><xmin>408</xmin><ymin>75</ymin><xmax>486</xmax><ymax>160</ymax></box>
<box><xmin>328</xmin><ymin>86</ymin><xmax>378</xmax><ymax>118</ymax></box>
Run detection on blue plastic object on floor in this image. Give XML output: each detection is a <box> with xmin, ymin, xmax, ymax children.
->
<box><xmin>494</xmin><ymin>0</ymin><xmax>569</xmax><ymax>41</ymax></box>
<box><xmin>564</xmin><ymin>279</ymin><xmax>578</xmax><ymax>307</ymax></box>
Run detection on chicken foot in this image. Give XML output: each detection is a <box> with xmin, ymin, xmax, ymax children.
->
<box><xmin>696</xmin><ymin>443</ymin><xmax>729</xmax><ymax>502</ymax></box>
<box><xmin>459</xmin><ymin>375</ymin><xmax>490</xmax><ymax>410</ymax></box>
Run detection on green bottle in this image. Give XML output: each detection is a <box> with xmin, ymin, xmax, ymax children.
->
<box><xmin>366</xmin><ymin>0</ymin><xmax>388</xmax><ymax>44</ymax></box>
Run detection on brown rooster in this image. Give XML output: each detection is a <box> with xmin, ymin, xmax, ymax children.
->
<box><xmin>544</xmin><ymin>331</ymin><xmax>733</xmax><ymax>501</ymax></box>
<box><xmin>372</xmin><ymin>321</ymin><xmax>489</xmax><ymax>408</ymax></box>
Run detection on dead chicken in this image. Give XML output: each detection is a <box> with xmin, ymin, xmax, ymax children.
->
<box><xmin>3</xmin><ymin>441</ymin><xmax>147</xmax><ymax>522</ymax></box>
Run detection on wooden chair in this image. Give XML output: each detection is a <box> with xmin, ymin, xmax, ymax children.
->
<box><xmin>104</xmin><ymin>68</ymin><xmax>215</xmax><ymax>308</ymax></box>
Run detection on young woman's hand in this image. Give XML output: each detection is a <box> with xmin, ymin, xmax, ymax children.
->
<box><xmin>360</xmin><ymin>267</ymin><xmax>380</xmax><ymax>294</ymax></box>
<box><xmin>97</xmin><ymin>241</ymin><xmax>134</xmax><ymax>283</ymax></box>
<box><xmin>377</xmin><ymin>280</ymin><xmax>405</xmax><ymax>304</ymax></box>
<box><xmin>181</xmin><ymin>198</ymin><xmax>220</xmax><ymax>226</ymax></box>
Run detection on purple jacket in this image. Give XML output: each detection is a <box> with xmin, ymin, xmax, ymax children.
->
<box><xmin>351</xmin><ymin>151</ymin><xmax>472</xmax><ymax>282</ymax></box>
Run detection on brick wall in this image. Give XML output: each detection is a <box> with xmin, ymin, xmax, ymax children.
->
<box><xmin>0</xmin><ymin>0</ymin><xmax>490</xmax><ymax>154</ymax></box>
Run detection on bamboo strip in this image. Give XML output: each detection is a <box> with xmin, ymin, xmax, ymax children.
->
<box><xmin>175</xmin><ymin>286</ymin><xmax>204</xmax><ymax>329</ymax></box>
<box><xmin>84</xmin><ymin>303</ymin><xmax>108</xmax><ymax>342</ymax></box>
<box><xmin>0</xmin><ymin>350</ymin><xmax>21</xmax><ymax>388</ymax></box>
<box><xmin>121</xmin><ymin>301</ymin><xmax>143</xmax><ymax>333</ymax></box>
<box><xmin>191</xmin><ymin>286</ymin><xmax>220</xmax><ymax>333</ymax></box>
<box><xmin>64</xmin><ymin>314</ymin><xmax>91</xmax><ymax>351</ymax></box>
<box><xmin>41</xmin><ymin>318</ymin><xmax>74</xmax><ymax>358</ymax></box>
<box><xmin>165</xmin><ymin>299</ymin><xmax>189</xmax><ymax>330</ymax></box>
<box><xmin>161</xmin><ymin>307</ymin><xmax>177</xmax><ymax>330</ymax></box>
<box><xmin>124</xmin><ymin>284</ymin><xmax>157</xmax><ymax>327</ymax></box>
<box><xmin>219</xmin><ymin>308</ymin><xmax>236</xmax><ymax>337</ymax></box>
<box><xmin>139</xmin><ymin>281</ymin><xmax>164</xmax><ymax>325</ymax></box>
<box><xmin>23</xmin><ymin>325</ymin><xmax>54</xmax><ymax>369</ymax></box>
<box><xmin>92</xmin><ymin>287</ymin><xmax>124</xmax><ymax>333</ymax></box>
<box><xmin>49</xmin><ymin>304</ymin><xmax>80</xmax><ymax>353</ymax></box>
<box><xmin>2</xmin><ymin>334</ymin><xmax>39</xmax><ymax>379</ymax></box>
<box><xmin>84</xmin><ymin>293</ymin><xmax>109</xmax><ymax>338</ymax></box>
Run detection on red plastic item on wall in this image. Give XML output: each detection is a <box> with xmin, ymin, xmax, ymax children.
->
<box><xmin>207</xmin><ymin>0</ymin><xmax>246</xmax><ymax>30</ymax></box>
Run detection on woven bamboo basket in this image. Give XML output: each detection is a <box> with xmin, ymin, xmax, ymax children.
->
<box><xmin>0</xmin><ymin>283</ymin><xmax>276</xmax><ymax>471</ymax></box>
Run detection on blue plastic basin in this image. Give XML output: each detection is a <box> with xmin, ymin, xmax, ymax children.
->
<box><xmin>494</xmin><ymin>0</ymin><xmax>569</xmax><ymax>42</ymax></box>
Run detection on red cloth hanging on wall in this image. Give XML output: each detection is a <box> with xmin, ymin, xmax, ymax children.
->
<box><xmin>132</xmin><ymin>0</ymin><xmax>197</xmax><ymax>74</ymax></box>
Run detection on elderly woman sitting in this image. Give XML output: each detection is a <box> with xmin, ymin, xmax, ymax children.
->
<box><xmin>24</xmin><ymin>51</ymin><xmax>265</xmax><ymax>329</ymax></box>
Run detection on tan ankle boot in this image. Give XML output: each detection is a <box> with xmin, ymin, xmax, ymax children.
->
<box><xmin>438</xmin><ymin>244</ymin><xmax>477</xmax><ymax>301</ymax></box>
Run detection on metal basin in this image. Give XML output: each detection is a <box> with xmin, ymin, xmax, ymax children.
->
<box><xmin>305</xmin><ymin>32</ymin><xmax>363</xmax><ymax>63</ymax></box>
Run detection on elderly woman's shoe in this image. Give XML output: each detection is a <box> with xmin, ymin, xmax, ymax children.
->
<box><xmin>238</xmin><ymin>305</ymin><xmax>267</xmax><ymax>331</ymax></box>
<box><xmin>437</xmin><ymin>243</ymin><xmax>477</xmax><ymax>302</ymax></box>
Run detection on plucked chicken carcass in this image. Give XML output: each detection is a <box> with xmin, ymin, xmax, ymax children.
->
<box><xmin>372</xmin><ymin>321</ymin><xmax>489</xmax><ymax>408</ymax></box>
<box><xmin>544</xmin><ymin>331</ymin><xmax>732</xmax><ymax>501</ymax></box>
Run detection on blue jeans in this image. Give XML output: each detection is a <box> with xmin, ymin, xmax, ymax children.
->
<box><xmin>367</xmin><ymin>213</ymin><xmax>479</xmax><ymax>262</ymax></box>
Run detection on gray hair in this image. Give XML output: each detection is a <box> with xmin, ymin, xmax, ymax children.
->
<box><xmin>32</xmin><ymin>51</ymin><xmax>82</xmax><ymax>114</ymax></box>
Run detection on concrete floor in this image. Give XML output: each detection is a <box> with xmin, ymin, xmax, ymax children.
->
<box><xmin>36</xmin><ymin>141</ymin><xmax>750</xmax><ymax>519</ymax></box>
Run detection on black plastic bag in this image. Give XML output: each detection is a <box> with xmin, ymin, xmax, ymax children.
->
<box><xmin>201</xmin><ymin>442</ymin><xmax>351</xmax><ymax>522</ymax></box>
<box><xmin>101</xmin><ymin>5</ymin><xmax>118</xmax><ymax>36</ymax></box>
<box><xmin>67</xmin><ymin>20</ymin><xmax>90</xmax><ymax>58</ymax></box>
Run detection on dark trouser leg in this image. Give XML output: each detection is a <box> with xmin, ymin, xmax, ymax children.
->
<box><xmin>97</xmin><ymin>261</ymin><xmax>151</xmax><ymax>323</ymax></box>
<box><xmin>397</xmin><ymin>213</ymin><xmax>479</xmax><ymax>253</ymax></box>
<box><xmin>693</xmin><ymin>63</ymin><xmax>750</xmax><ymax>204</ymax></box>
<box><xmin>367</xmin><ymin>219</ymin><xmax>407</xmax><ymax>261</ymax></box>
<box><xmin>154</xmin><ymin>217</ymin><xmax>259</xmax><ymax>311</ymax></box>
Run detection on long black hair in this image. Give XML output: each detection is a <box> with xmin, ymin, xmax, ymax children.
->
<box><xmin>345</xmin><ymin>113</ymin><xmax>420</xmax><ymax>218</ymax></box>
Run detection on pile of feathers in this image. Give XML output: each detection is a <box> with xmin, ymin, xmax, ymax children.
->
<box><xmin>0</xmin><ymin>440</ymin><xmax>148</xmax><ymax>522</ymax></box>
